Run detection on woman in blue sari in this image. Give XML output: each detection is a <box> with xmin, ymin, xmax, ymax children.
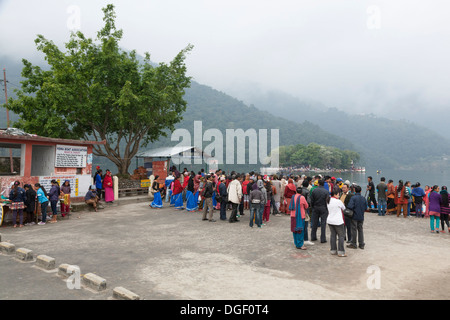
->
<box><xmin>288</xmin><ymin>187</ymin><xmax>309</xmax><ymax>250</ymax></box>
<box><xmin>185</xmin><ymin>172</ymin><xmax>198</xmax><ymax>212</ymax></box>
<box><xmin>150</xmin><ymin>176</ymin><xmax>163</xmax><ymax>209</ymax></box>
<box><xmin>171</xmin><ymin>176</ymin><xmax>184</xmax><ymax>210</ymax></box>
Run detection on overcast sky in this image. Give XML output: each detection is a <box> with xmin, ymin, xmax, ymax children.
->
<box><xmin>1</xmin><ymin>0</ymin><xmax>449</xmax><ymax>127</ymax></box>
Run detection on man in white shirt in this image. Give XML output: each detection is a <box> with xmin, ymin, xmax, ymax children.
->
<box><xmin>227</xmin><ymin>175</ymin><xmax>243</xmax><ymax>223</ymax></box>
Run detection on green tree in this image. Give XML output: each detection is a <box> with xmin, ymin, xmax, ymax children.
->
<box><xmin>4</xmin><ymin>4</ymin><xmax>193</xmax><ymax>175</ymax></box>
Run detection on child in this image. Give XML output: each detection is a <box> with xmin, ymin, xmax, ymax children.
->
<box><xmin>60</xmin><ymin>180</ymin><xmax>71</xmax><ymax>217</ymax></box>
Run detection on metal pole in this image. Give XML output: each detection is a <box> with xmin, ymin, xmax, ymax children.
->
<box><xmin>3</xmin><ymin>68</ymin><xmax>13</xmax><ymax>174</ymax></box>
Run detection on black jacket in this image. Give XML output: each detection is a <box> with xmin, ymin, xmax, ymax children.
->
<box><xmin>203</xmin><ymin>182</ymin><xmax>214</xmax><ymax>198</ymax></box>
<box><xmin>24</xmin><ymin>189</ymin><xmax>36</xmax><ymax>212</ymax></box>
<box><xmin>310</xmin><ymin>186</ymin><xmax>330</xmax><ymax>208</ymax></box>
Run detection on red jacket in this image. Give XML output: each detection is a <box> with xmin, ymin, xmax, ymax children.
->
<box><xmin>284</xmin><ymin>184</ymin><xmax>296</xmax><ymax>199</ymax></box>
<box><xmin>173</xmin><ymin>180</ymin><xmax>183</xmax><ymax>195</ymax></box>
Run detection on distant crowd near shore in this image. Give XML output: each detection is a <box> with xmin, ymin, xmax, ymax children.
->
<box><xmin>149</xmin><ymin>167</ymin><xmax>450</xmax><ymax>257</ymax></box>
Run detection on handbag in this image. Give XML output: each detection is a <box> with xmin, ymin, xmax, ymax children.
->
<box><xmin>343</xmin><ymin>208</ymin><xmax>354</xmax><ymax>219</ymax></box>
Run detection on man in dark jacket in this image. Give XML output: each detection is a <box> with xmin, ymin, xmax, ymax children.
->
<box><xmin>310</xmin><ymin>179</ymin><xmax>330</xmax><ymax>243</ymax></box>
<box><xmin>346</xmin><ymin>185</ymin><xmax>367</xmax><ymax>249</ymax></box>
<box><xmin>218</xmin><ymin>176</ymin><xmax>228</xmax><ymax>221</ymax></box>
<box><xmin>340</xmin><ymin>183</ymin><xmax>354</xmax><ymax>243</ymax></box>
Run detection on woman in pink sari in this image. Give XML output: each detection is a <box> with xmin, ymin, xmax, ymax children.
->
<box><xmin>424</xmin><ymin>185</ymin><xmax>431</xmax><ymax>218</ymax></box>
<box><xmin>103</xmin><ymin>170</ymin><xmax>114</xmax><ymax>203</ymax></box>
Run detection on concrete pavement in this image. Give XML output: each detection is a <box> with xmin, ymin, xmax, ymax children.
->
<box><xmin>1</xmin><ymin>199</ymin><xmax>450</xmax><ymax>300</ymax></box>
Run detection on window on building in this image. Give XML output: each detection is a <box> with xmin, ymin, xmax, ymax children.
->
<box><xmin>0</xmin><ymin>143</ymin><xmax>21</xmax><ymax>176</ymax></box>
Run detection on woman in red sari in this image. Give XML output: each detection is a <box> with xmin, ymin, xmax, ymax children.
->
<box><xmin>103</xmin><ymin>170</ymin><xmax>114</xmax><ymax>203</ymax></box>
<box><xmin>283</xmin><ymin>179</ymin><xmax>296</xmax><ymax>215</ymax></box>
<box><xmin>394</xmin><ymin>180</ymin><xmax>407</xmax><ymax>218</ymax></box>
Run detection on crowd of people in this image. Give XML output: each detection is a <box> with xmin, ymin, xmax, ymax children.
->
<box><xmin>1</xmin><ymin>179</ymin><xmax>72</xmax><ymax>227</ymax></box>
<box><xmin>3</xmin><ymin>164</ymin><xmax>449</xmax><ymax>258</ymax></box>
<box><xmin>149</xmin><ymin>167</ymin><xmax>450</xmax><ymax>257</ymax></box>
<box><xmin>0</xmin><ymin>166</ymin><xmax>114</xmax><ymax>226</ymax></box>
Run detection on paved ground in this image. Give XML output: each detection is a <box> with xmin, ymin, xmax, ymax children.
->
<box><xmin>1</xmin><ymin>199</ymin><xmax>450</xmax><ymax>300</ymax></box>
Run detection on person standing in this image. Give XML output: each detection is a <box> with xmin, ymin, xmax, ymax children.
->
<box><xmin>394</xmin><ymin>180</ymin><xmax>408</xmax><ymax>218</ymax></box>
<box><xmin>440</xmin><ymin>186</ymin><xmax>450</xmax><ymax>233</ymax></box>
<box><xmin>263</xmin><ymin>180</ymin><xmax>272</xmax><ymax>224</ymax></box>
<box><xmin>202</xmin><ymin>175</ymin><xmax>215</xmax><ymax>222</ymax></box>
<box><xmin>242</xmin><ymin>174</ymin><xmax>250</xmax><ymax>210</ymax></box>
<box><xmin>60</xmin><ymin>180</ymin><xmax>71</xmax><ymax>217</ymax></box>
<box><xmin>34</xmin><ymin>183</ymin><xmax>49</xmax><ymax>225</ymax></box>
<box><xmin>405</xmin><ymin>181</ymin><xmax>413</xmax><ymax>217</ymax></box>
<box><xmin>412</xmin><ymin>182</ymin><xmax>425</xmax><ymax>218</ymax></box>
<box><xmin>346</xmin><ymin>185</ymin><xmax>367</xmax><ymax>250</ymax></box>
<box><xmin>24</xmin><ymin>184</ymin><xmax>36</xmax><ymax>226</ymax></box>
<box><xmin>310</xmin><ymin>179</ymin><xmax>330</xmax><ymax>243</ymax></box>
<box><xmin>48</xmin><ymin>180</ymin><xmax>60</xmax><ymax>224</ymax></box>
<box><xmin>428</xmin><ymin>185</ymin><xmax>442</xmax><ymax>233</ymax></box>
<box><xmin>164</xmin><ymin>172</ymin><xmax>175</xmax><ymax>202</ymax></box>
<box><xmin>386</xmin><ymin>179</ymin><xmax>396</xmax><ymax>215</ymax></box>
<box><xmin>103</xmin><ymin>169</ymin><xmax>114</xmax><ymax>203</ymax></box>
<box><xmin>283</xmin><ymin>179</ymin><xmax>296</xmax><ymax>215</ymax></box>
<box><xmin>424</xmin><ymin>185</ymin><xmax>431</xmax><ymax>218</ymax></box>
<box><xmin>300</xmin><ymin>180</ymin><xmax>314</xmax><ymax>246</ymax></box>
<box><xmin>366</xmin><ymin>176</ymin><xmax>377</xmax><ymax>210</ymax></box>
<box><xmin>272</xmin><ymin>176</ymin><xmax>282</xmax><ymax>216</ymax></box>
<box><xmin>279</xmin><ymin>176</ymin><xmax>287</xmax><ymax>213</ymax></box>
<box><xmin>150</xmin><ymin>176</ymin><xmax>163</xmax><ymax>209</ymax></box>
<box><xmin>172</xmin><ymin>176</ymin><xmax>184</xmax><ymax>210</ymax></box>
<box><xmin>9</xmin><ymin>181</ymin><xmax>26</xmax><ymax>228</ymax></box>
<box><xmin>218</xmin><ymin>176</ymin><xmax>228</xmax><ymax>220</ymax></box>
<box><xmin>185</xmin><ymin>173</ymin><xmax>198</xmax><ymax>212</ymax></box>
<box><xmin>376</xmin><ymin>177</ymin><xmax>388</xmax><ymax>216</ymax></box>
<box><xmin>288</xmin><ymin>187</ymin><xmax>309</xmax><ymax>250</ymax></box>
<box><xmin>227</xmin><ymin>175</ymin><xmax>243</xmax><ymax>223</ymax></box>
<box><xmin>249</xmin><ymin>183</ymin><xmax>263</xmax><ymax>228</ymax></box>
<box><xmin>95</xmin><ymin>169</ymin><xmax>103</xmax><ymax>200</ymax></box>
<box><xmin>256</xmin><ymin>179</ymin><xmax>267</xmax><ymax>226</ymax></box>
<box><xmin>340</xmin><ymin>183</ymin><xmax>354</xmax><ymax>244</ymax></box>
<box><xmin>327</xmin><ymin>187</ymin><xmax>347</xmax><ymax>257</ymax></box>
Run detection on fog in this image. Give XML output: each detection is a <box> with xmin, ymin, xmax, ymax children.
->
<box><xmin>0</xmin><ymin>0</ymin><xmax>449</xmax><ymax>130</ymax></box>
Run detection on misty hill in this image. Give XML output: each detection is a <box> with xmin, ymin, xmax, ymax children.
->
<box><xmin>0</xmin><ymin>55</ymin><xmax>360</xmax><ymax>173</ymax></box>
<box><xmin>225</xmin><ymin>88</ymin><xmax>450</xmax><ymax>170</ymax></box>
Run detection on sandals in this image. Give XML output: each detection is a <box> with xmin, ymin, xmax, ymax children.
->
<box><xmin>338</xmin><ymin>254</ymin><xmax>347</xmax><ymax>257</ymax></box>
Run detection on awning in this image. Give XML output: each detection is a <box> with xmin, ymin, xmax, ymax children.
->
<box><xmin>136</xmin><ymin>146</ymin><xmax>213</xmax><ymax>163</ymax></box>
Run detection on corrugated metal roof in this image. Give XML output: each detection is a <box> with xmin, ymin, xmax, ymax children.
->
<box><xmin>0</xmin><ymin>128</ymin><xmax>105</xmax><ymax>146</ymax></box>
<box><xmin>136</xmin><ymin>146</ymin><xmax>212</xmax><ymax>159</ymax></box>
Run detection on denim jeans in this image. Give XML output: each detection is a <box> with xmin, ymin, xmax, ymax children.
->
<box><xmin>165</xmin><ymin>189</ymin><xmax>172</xmax><ymax>202</ymax></box>
<box><xmin>41</xmin><ymin>201</ymin><xmax>49</xmax><ymax>223</ymax></box>
<box><xmin>249</xmin><ymin>203</ymin><xmax>261</xmax><ymax>227</ymax></box>
<box><xmin>415</xmin><ymin>203</ymin><xmax>423</xmax><ymax>217</ymax></box>
<box><xmin>258</xmin><ymin>203</ymin><xmax>265</xmax><ymax>225</ymax></box>
<box><xmin>377</xmin><ymin>198</ymin><xmax>387</xmax><ymax>216</ymax></box>
<box><xmin>50</xmin><ymin>200</ymin><xmax>58</xmax><ymax>216</ymax></box>
<box><xmin>311</xmin><ymin>207</ymin><xmax>328</xmax><ymax>242</ymax></box>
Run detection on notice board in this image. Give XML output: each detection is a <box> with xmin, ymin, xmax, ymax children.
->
<box><xmin>55</xmin><ymin>145</ymin><xmax>88</xmax><ymax>168</ymax></box>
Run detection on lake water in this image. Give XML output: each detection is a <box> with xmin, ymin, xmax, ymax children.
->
<box><xmin>321</xmin><ymin>167</ymin><xmax>450</xmax><ymax>189</ymax></box>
